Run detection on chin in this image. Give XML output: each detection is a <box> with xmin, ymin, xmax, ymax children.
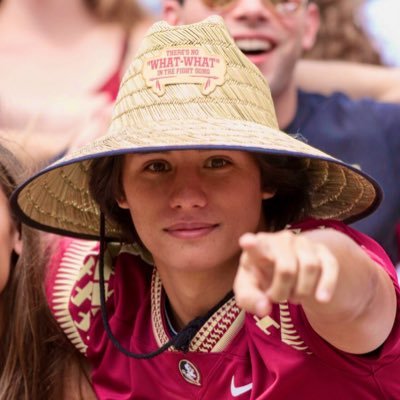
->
<box><xmin>164</xmin><ymin>252</ymin><xmax>222</xmax><ymax>272</ymax></box>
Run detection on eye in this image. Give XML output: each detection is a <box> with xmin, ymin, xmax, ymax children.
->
<box><xmin>145</xmin><ymin>160</ymin><xmax>171</xmax><ymax>173</ymax></box>
<box><xmin>204</xmin><ymin>157</ymin><xmax>231</xmax><ymax>169</ymax></box>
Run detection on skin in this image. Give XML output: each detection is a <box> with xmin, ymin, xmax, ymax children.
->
<box><xmin>0</xmin><ymin>189</ymin><xmax>21</xmax><ymax>294</ymax></box>
<box><xmin>296</xmin><ymin>60</ymin><xmax>400</xmax><ymax>103</ymax></box>
<box><xmin>117</xmin><ymin>149</ymin><xmax>396</xmax><ymax>355</ymax></box>
<box><xmin>165</xmin><ymin>1</ymin><xmax>400</xmax><ymax>104</ymax></box>
<box><xmin>235</xmin><ymin>228</ymin><xmax>396</xmax><ymax>353</ymax></box>
<box><xmin>117</xmin><ymin>150</ymin><xmax>272</xmax><ymax>327</ymax></box>
<box><xmin>0</xmin><ymin>0</ymin><xmax>152</xmax><ymax>163</ymax></box>
<box><xmin>163</xmin><ymin>0</ymin><xmax>320</xmax><ymax>127</ymax></box>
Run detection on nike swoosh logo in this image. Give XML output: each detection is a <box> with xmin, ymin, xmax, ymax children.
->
<box><xmin>230</xmin><ymin>376</ymin><xmax>253</xmax><ymax>397</ymax></box>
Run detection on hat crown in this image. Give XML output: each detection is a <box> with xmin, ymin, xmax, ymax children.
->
<box><xmin>111</xmin><ymin>16</ymin><xmax>279</xmax><ymax>131</ymax></box>
<box><xmin>11</xmin><ymin>17</ymin><xmax>380</xmax><ymax>241</ymax></box>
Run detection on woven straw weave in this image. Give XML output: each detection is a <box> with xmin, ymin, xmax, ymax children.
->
<box><xmin>12</xmin><ymin>16</ymin><xmax>380</xmax><ymax>240</ymax></box>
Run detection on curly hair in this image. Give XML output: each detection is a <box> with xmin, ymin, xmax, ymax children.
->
<box><xmin>305</xmin><ymin>0</ymin><xmax>382</xmax><ymax>64</ymax></box>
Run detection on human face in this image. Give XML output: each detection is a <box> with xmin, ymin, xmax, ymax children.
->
<box><xmin>0</xmin><ymin>189</ymin><xmax>20</xmax><ymax>294</ymax></box>
<box><xmin>163</xmin><ymin>0</ymin><xmax>319</xmax><ymax>97</ymax></box>
<box><xmin>117</xmin><ymin>150</ymin><xmax>272</xmax><ymax>274</ymax></box>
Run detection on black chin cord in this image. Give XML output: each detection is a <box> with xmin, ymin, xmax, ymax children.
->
<box><xmin>98</xmin><ymin>213</ymin><xmax>234</xmax><ymax>359</ymax></box>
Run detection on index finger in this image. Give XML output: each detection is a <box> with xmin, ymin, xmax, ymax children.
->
<box><xmin>239</xmin><ymin>233</ymin><xmax>275</xmax><ymax>267</ymax></box>
<box><xmin>314</xmin><ymin>245</ymin><xmax>339</xmax><ymax>302</ymax></box>
<box><xmin>234</xmin><ymin>264</ymin><xmax>272</xmax><ymax>317</ymax></box>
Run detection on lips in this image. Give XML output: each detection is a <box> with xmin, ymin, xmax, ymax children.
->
<box><xmin>164</xmin><ymin>222</ymin><xmax>219</xmax><ymax>239</ymax></box>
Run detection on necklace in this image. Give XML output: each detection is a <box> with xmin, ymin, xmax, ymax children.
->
<box><xmin>164</xmin><ymin>297</ymin><xmax>179</xmax><ymax>336</ymax></box>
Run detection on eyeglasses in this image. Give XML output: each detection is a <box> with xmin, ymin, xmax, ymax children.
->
<box><xmin>201</xmin><ymin>0</ymin><xmax>307</xmax><ymax>16</ymax></box>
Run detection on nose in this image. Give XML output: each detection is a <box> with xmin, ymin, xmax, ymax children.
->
<box><xmin>229</xmin><ymin>0</ymin><xmax>271</xmax><ymax>24</ymax></box>
<box><xmin>168</xmin><ymin>170</ymin><xmax>207</xmax><ymax>210</ymax></box>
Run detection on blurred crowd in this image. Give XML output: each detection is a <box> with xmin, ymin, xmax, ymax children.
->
<box><xmin>1</xmin><ymin>0</ymin><xmax>399</xmax><ymax>164</ymax></box>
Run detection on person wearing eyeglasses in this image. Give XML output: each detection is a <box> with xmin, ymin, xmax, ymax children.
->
<box><xmin>11</xmin><ymin>17</ymin><xmax>400</xmax><ymax>399</ymax></box>
<box><xmin>162</xmin><ymin>0</ymin><xmax>400</xmax><ymax>267</ymax></box>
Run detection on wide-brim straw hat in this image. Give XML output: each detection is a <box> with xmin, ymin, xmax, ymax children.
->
<box><xmin>11</xmin><ymin>16</ymin><xmax>381</xmax><ymax>240</ymax></box>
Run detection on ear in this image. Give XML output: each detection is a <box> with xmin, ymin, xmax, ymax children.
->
<box><xmin>162</xmin><ymin>0</ymin><xmax>184</xmax><ymax>25</ymax></box>
<box><xmin>12</xmin><ymin>229</ymin><xmax>23</xmax><ymax>256</ymax></box>
<box><xmin>301</xmin><ymin>3</ymin><xmax>320</xmax><ymax>51</ymax></box>
<box><xmin>116</xmin><ymin>196</ymin><xmax>130</xmax><ymax>210</ymax></box>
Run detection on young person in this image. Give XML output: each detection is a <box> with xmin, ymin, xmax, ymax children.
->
<box><xmin>11</xmin><ymin>17</ymin><xmax>400</xmax><ymax>399</ymax></box>
<box><xmin>162</xmin><ymin>0</ymin><xmax>400</xmax><ymax>264</ymax></box>
<box><xmin>0</xmin><ymin>142</ymin><xmax>95</xmax><ymax>399</ymax></box>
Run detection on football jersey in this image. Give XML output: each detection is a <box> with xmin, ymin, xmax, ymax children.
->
<box><xmin>47</xmin><ymin>219</ymin><xmax>400</xmax><ymax>399</ymax></box>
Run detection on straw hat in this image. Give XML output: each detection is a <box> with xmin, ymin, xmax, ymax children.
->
<box><xmin>11</xmin><ymin>16</ymin><xmax>380</xmax><ymax>240</ymax></box>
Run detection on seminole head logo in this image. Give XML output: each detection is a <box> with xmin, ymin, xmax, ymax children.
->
<box><xmin>178</xmin><ymin>359</ymin><xmax>201</xmax><ymax>386</ymax></box>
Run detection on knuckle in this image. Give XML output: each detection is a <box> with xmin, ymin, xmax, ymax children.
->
<box><xmin>295</xmin><ymin>282</ymin><xmax>315</xmax><ymax>297</ymax></box>
<box><xmin>302</xmin><ymin>261</ymin><xmax>320</xmax><ymax>275</ymax></box>
<box><xmin>278</xmin><ymin>271</ymin><xmax>293</xmax><ymax>283</ymax></box>
<box><xmin>268</xmin><ymin>289</ymin><xmax>288</xmax><ymax>303</ymax></box>
<box><xmin>276</xmin><ymin>264</ymin><xmax>296</xmax><ymax>281</ymax></box>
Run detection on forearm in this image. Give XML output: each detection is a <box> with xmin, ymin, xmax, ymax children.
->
<box><xmin>300</xmin><ymin>229</ymin><xmax>397</xmax><ymax>353</ymax></box>
<box><xmin>296</xmin><ymin>60</ymin><xmax>400</xmax><ymax>103</ymax></box>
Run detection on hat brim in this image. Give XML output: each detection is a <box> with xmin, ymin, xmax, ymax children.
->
<box><xmin>11</xmin><ymin>117</ymin><xmax>381</xmax><ymax>240</ymax></box>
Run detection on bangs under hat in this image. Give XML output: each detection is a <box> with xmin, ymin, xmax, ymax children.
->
<box><xmin>11</xmin><ymin>16</ymin><xmax>381</xmax><ymax>240</ymax></box>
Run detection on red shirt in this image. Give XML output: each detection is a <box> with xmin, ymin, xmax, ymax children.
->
<box><xmin>48</xmin><ymin>219</ymin><xmax>400</xmax><ymax>399</ymax></box>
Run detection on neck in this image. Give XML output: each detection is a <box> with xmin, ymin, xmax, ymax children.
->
<box><xmin>0</xmin><ymin>0</ymin><xmax>98</xmax><ymax>43</ymax></box>
<box><xmin>272</xmin><ymin>79</ymin><xmax>298</xmax><ymax>129</ymax></box>
<box><xmin>157</xmin><ymin>264</ymin><xmax>237</xmax><ymax>330</ymax></box>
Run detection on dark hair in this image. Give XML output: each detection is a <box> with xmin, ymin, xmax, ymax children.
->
<box><xmin>89</xmin><ymin>152</ymin><xmax>311</xmax><ymax>243</ymax></box>
<box><xmin>89</xmin><ymin>155</ymin><xmax>140</xmax><ymax>243</ymax></box>
<box><xmin>255</xmin><ymin>154</ymin><xmax>311</xmax><ymax>231</ymax></box>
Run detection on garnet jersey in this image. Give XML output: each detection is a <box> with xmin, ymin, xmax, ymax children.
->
<box><xmin>47</xmin><ymin>219</ymin><xmax>400</xmax><ymax>399</ymax></box>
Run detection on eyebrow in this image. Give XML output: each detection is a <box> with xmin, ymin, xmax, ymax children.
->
<box><xmin>130</xmin><ymin>151</ymin><xmax>170</xmax><ymax>158</ymax></box>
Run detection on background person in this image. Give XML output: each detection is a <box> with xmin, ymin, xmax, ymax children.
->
<box><xmin>295</xmin><ymin>0</ymin><xmax>397</xmax><ymax>100</ymax></box>
<box><xmin>0</xmin><ymin>140</ymin><xmax>95</xmax><ymax>399</ymax></box>
<box><xmin>0</xmin><ymin>0</ymin><xmax>152</xmax><ymax>164</ymax></box>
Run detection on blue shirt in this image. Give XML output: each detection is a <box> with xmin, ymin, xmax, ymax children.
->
<box><xmin>286</xmin><ymin>90</ymin><xmax>400</xmax><ymax>262</ymax></box>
